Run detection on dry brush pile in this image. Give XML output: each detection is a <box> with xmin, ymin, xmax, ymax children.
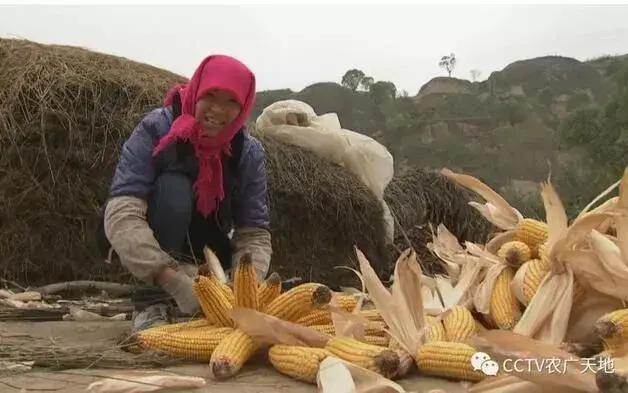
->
<box><xmin>126</xmin><ymin>166</ymin><xmax>628</xmax><ymax>392</ymax></box>
<box><xmin>0</xmin><ymin>37</ymin><xmax>490</xmax><ymax>290</ymax></box>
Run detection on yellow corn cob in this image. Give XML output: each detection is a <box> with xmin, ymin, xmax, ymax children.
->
<box><xmin>416</xmin><ymin>341</ymin><xmax>486</xmax><ymax>382</ymax></box>
<box><xmin>198</xmin><ymin>265</ymin><xmax>235</xmax><ymax>305</ymax></box>
<box><xmin>489</xmin><ymin>267</ymin><xmax>522</xmax><ymax>330</ymax></box>
<box><xmin>310</xmin><ymin>324</ymin><xmax>336</xmax><ymax>335</ymax></box>
<box><xmin>521</xmin><ymin>256</ymin><xmax>584</xmax><ymax>305</ymax></box>
<box><xmin>233</xmin><ymin>253</ymin><xmax>259</xmax><ymax>310</ymax></box>
<box><xmin>141</xmin><ymin>318</ymin><xmax>212</xmax><ymax>333</ymax></box>
<box><xmin>388</xmin><ymin>339</ymin><xmax>416</xmax><ymax>380</ymax></box>
<box><xmin>333</xmin><ymin>294</ymin><xmax>360</xmax><ymax>311</ymax></box>
<box><xmin>310</xmin><ymin>321</ymin><xmax>386</xmax><ymax>337</ymax></box>
<box><xmin>324</xmin><ymin>336</ymin><xmax>400</xmax><ymax>379</ymax></box>
<box><xmin>362</xmin><ymin>335</ymin><xmax>390</xmax><ymax>347</ymax></box>
<box><xmin>425</xmin><ymin>315</ymin><xmax>447</xmax><ymax>342</ymax></box>
<box><xmin>497</xmin><ymin>240</ymin><xmax>531</xmax><ymax>267</ymax></box>
<box><xmin>595</xmin><ymin>309</ymin><xmax>628</xmax><ymax>347</ymax></box>
<box><xmin>258</xmin><ymin>272</ymin><xmax>282</xmax><ymax>311</ymax></box>
<box><xmin>209</xmin><ymin>329</ymin><xmax>259</xmax><ymax>380</ymax></box>
<box><xmin>538</xmin><ymin>242</ymin><xmax>549</xmax><ymax>264</ymax></box>
<box><xmin>193</xmin><ymin>275</ymin><xmax>234</xmax><ymax>327</ymax></box>
<box><xmin>515</xmin><ymin>218</ymin><xmax>548</xmax><ymax>257</ymax></box>
<box><xmin>521</xmin><ymin>258</ymin><xmax>550</xmax><ymax>304</ymax></box>
<box><xmin>364</xmin><ymin>321</ymin><xmax>388</xmax><ymax>336</ymax></box>
<box><xmin>268</xmin><ymin>345</ymin><xmax>332</xmax><ymax>384</ymax></box>
<box><xmin>295</xmin><ymin>307</ymin><xmax>384</xmax><ymax>327</ymax></box>
<box><xmin>137</xmin><ymin>326</ymin><xmax>233</xmax><ymax>361</ymax></box>
<box><xmin>265</xmin><ymin>283</ymin><xmax>332</xmax><ymax>322</ymax></box>
<box><xmin>442</xmin><ymin>306</ymin><xmax>478</xmax><ymax>342</ymax></box>
<box><xmin>296</xmin><ymin>309</ymin><xmax>332</xmax><ymax>326</ymax></box>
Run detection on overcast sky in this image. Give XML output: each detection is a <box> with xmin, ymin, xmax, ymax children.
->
<box><xmin>1</xmin><ymin>4</ymin><xmax>628</xmax><ymax>94</ymax></box>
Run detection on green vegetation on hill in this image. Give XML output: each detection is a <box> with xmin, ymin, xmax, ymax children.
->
<box><xmin>253</xmin><ymin>54</ymin><xmax>628</xmax><ymax>219</ymax></box>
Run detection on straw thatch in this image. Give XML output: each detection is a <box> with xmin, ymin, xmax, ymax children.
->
<box><xmin>384</xmin><ymin>168</ymin><xmax>496</xmax><ymax>276</ymax></box>
<box><xmin>0</xmin><ymin>38</ymin><xmax>389</xmax><ymax>289</ymax></box>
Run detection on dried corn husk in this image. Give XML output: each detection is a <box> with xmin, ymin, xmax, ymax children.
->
<box><xmin>355</xmin><ymin>248</ymin><xmax>427</xmax><ymax>356</ymax></box>
<box><xmin>86</xmin><ymin>373</ymin><xmax>207</xmax><ymax>393</ymax></box>
<box><xmin>424</xmin><ymin>224</ymin><xmax>487</xmax><ymax>314</ymax></box>
<box><xmin>229</xmin><ymin>289</ymin><xmax>406</xmax><ymax>391</ymax></box>
<box><xmin>440</xmin><ymin>168</ymin><xmax>523</xmax><ymax>231</ymax></box>
<box><xmin>466</xmin><ymin>242</ymin><xmax>512</xmax><ymax>316</ymax></box>
<box><xmin>317</xmin><ymin>356</ymin><xmax>407</xmax><ymax>393</ymax></box>
<box><xmin>425</xmin><ymin>223</ymin><xmax>467</xmax><ymax>281</ymax></box>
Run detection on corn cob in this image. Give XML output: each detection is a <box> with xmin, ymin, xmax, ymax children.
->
<box><xmin>258</xmin><ymin>272</ymin><xmax>282</xmax><ymax>311</ymax></box>
<box><xmin>233</xmin><ymin>253</ymin><xmax>259</xmax><ymax>310</ymax></box>
<box><xmin>310</xmin><ymin>324</ymin><xmax>336</xmax><ymax>335</ymax></box>
<box><xmin>425</xmin><ymin>315</ymin><xmax>447</xmax><ymax>342</ymax></box>
<box><xmin>333</xmin><ymin>294</ymin><xmax>360</xmax><ymax>311</ymax></box>
<box><xmin>520</xmin><ymin>256</ymin><xmax>584</xmax><ymax>305</ymax></box>
<box><xmin>595</xmin><ymin>309</ymin><xmax>628</xmax><ymax>347</ymax></box>
<box><xmin>497</xmin><ymin>240</ymin><xmax>531</xmax><ymax>267</ymax></box>
<box><xmin>520</xmin><ymin>258</ymin><xmax>550</xmax><ymax>304</ymax></box>
<box><xmin>296</xmin><ymin>309</ymin><xmax>332</xmax><ymax>326</ymax></box>
<box><xmin>268</xmin><ymin>345</ymin><xmax>332</xmax><ymax>384</ymax></box>
<box><xmin>141</xmin><ymin>318</ymin><xmax>211</xmax><ymax>333</ymax></box>
<box><xmin>137</xmin><ymin>325</ymin><xmax>233</xmax><ymax>361</ymax></box>
<box><xmin>362</xmin><ymin>335</ymin><xmax>390</xmax><ymax>347</ymax></box>
<box><xmin>209</xmin><ymin>329</ymin><xmax>259</xmax><ymax>380</ymax></box>
<box><xmin>514</xmin><ymin>218</ymin><xmax>548</xmax><ymax>256</ymax></box>
<box><xmin>388</xmin><ymin>338</ymin><xmax>416</xmax><ymax>379</ymax></box>
<box><xmin>324</xmin><ymin>336</ymin><xmax>400</xmax><ymax>379</ymax></box>
<box><xmin>310</xmin><ymin>321</ymin><xmax>387</xmax><ymax>337</ymax></box>
<box><xmin>193</xmin><ymin>275</ymin><xmax>234</xmax><ymax>327</ymax></box>
<box><xmin>265</xmin><ymin>283</ymin><xmax>332</xmax><ymax>322</ymax></box>
<box><xmin>416</xmin><ymin>341</ymin><xmax>486</xmax><ymax>382</ymax></box>
<box><xmin>489</xmin><ymin>267</ymin><xmax>522</xmax><ymax>330</ymax></box>
<box><xmin>442</xmin><ymin>306</ymin><xmax>478</xmax><ymax>342</ymax></box>
<box><xmin>198</xmin><ymin>265</ymin><xmax>234</xmax><ymax>305</ymax></box>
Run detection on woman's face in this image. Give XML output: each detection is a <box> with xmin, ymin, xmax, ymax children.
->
<box><xmin>195</xmin><ymin>88</ymin><xmax>242</xmax><ymax>136</ymax></box>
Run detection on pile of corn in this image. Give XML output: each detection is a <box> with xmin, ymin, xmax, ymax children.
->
<box><xmin>131</xmin><ymin>167</ymin><xmax>628</xmax><ymax>389</ymax></box>
<box><xmin>131</xmin><ymin>251</ymin><xmax>493</xmax><ymax>384</ymax></box>
<box><xmin>135</xmin><ymin>253</ymin><xmax>335</xmax><ymax>380</ymax></box>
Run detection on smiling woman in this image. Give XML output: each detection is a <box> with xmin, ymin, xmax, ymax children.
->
<box><xmin>196</xmin><ymin>90</ymin><xmax>243</xmax><ymax>135</ymax></box>
<box><xmin>99</xmin><ymin>54</ymin><xmax>274</xmax><ymax>331</ymax></box>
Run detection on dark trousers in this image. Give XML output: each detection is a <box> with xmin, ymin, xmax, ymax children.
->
<box><xmin>131</xmin><ymin>172</ymin><xmax>233</xmax><ymax>311</ymax></box>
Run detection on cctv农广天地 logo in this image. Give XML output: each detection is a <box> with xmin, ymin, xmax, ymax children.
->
<box><xmin>470</xmin><ymin>352</ymin><xmax>615</xmax><ymax>376</ymax></box>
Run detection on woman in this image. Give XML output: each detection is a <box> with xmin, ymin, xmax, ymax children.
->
<box><xmin>100</xmin><ymin>54</ymin><xmax>272</xmax><ymax>331</ymax></box>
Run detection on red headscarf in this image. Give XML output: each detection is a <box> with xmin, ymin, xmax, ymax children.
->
<box><xmin>153</xmin><ymin>55</ymin><xmax>256</xmax><ymax>218</ymax></box>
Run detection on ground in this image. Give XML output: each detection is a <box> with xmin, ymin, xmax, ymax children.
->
<box><xmin>0</xmin><ymin>321</ymin><xmax>470</xmax><ymax>392</ymax></box>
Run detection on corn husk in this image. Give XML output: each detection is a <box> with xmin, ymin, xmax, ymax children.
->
<box><xmin>230</xmin><ymin>302</ymin><xmax>404</xmax><ymax>392</ymax></box>
<box><xmin>425</xmin><ymin>224</ymin><xmax>488</xmax><ymax>314</ymax></box>
<box><xmin>202</xmin><ymin>246</ymin><xmax>228</xmax><ymax>284</ymax></box>
<box><xmin>465</xmin><ymin>242</ymin><xmax>511</xmax><ymax>316</ymax></box>
<box><xmin>317</xmin><ymin>356</ymin><xmax>408</xmax><ymax>393</ymax></box>
<box><xmin>440</xmin><ymin>168</ymin><xmax>523</xmax><ymax>231</ymax></box>
<box><xmin>230</xmin><ymin>308</ymin><xmax>331</xmax><ymax>347</ymax></box>
<box><xmin>86</xmin><ymin>373</ymin><xmax>207</xmax><ymax>393</ymax></box>
<box><xmin>425</xmin><ymin>223</ymin><xmax>466</xmax><ymax>280</ymax></box>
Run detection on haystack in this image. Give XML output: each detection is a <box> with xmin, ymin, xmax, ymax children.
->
<box><xmin>384</xmin><ymin>168</ymin><xmax>495</xmax><ymax>275</ymax></box>
<box><xmin>0</xmin><ymin>38</ymin><xmax>389</xmax><ymax>288</ymax></box>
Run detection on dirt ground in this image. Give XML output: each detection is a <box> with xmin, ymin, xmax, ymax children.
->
<box><xmin>0</xmin><ymin>321</ymin><xmax>470</xmax><ymax>392</ymax></box>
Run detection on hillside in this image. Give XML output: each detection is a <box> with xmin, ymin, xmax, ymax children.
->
<box><xmin>253</xmin><ymin>54</ymin><xmax>628</xmax><ymax>217</ymax></box>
